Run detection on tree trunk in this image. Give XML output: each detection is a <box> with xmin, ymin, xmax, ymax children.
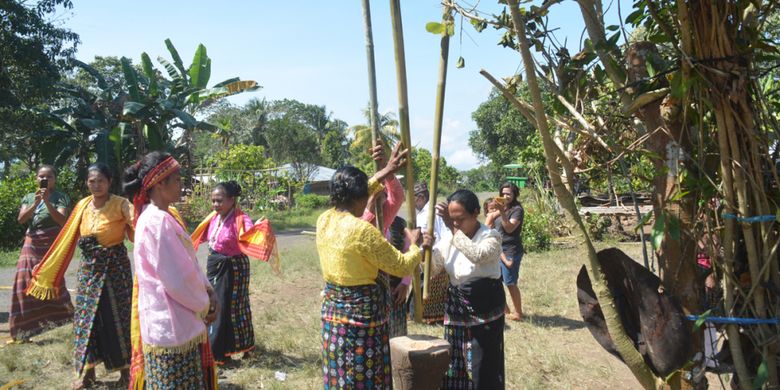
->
<box><xmin>506</xmin><ymin>1</ymin><xmax>660</xmax><ymax>388</ymax></box>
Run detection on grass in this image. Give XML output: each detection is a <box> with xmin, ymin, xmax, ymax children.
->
<box><xmin>0</xmin><ymin>236</ymin><xmax>651</xmax><ymax>389</ymax></box>
<box><xmin>0</xmin><ymin>247</ymin><xmax>17</xmax><ymax>267</ymax></box>
<box><xmin>257</xmin><ymin>208</ymin><xmax>324</xmax><ymax>232</ymax></box>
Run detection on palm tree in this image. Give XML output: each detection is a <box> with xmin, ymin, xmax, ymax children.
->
<box><xmin>349</xmin><ymin>106</ymin><xmax>401</xmax><ymax>155</ymax></box>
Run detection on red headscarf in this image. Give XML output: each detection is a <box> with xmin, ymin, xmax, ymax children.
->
<box><xmin>132</xmin><ymin>155</ymin><xmax>180</xmax><ymax>226</ymax></box>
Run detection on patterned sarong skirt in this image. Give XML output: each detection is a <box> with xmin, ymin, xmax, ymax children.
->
<box><xmin>142</xmin><ymin>337</ymin><xmax>217</xmax><ymax>390</ymax></box>
<box><xmin>321</xmin><ymin>282</ymin><xmax>391</xmax><ymax>389</ymax></box>
<box><xmin>9</xmin><ymin>227</ymin><xmax>73</xmax><ymax>339</ymax></box>
<box><xmin>73</xmin><ymin>236</ymin><xmax>132</xmax><ymax>375</ymax></box>
<box><xmin>442</xmin><ymin>278</ymin><xmax>506</xmax><ymax>389</ymax></box>
<box><xmin>206</xmin><ymin>250</ymin><xmax>255</xmax><ymax>362</ymax></box>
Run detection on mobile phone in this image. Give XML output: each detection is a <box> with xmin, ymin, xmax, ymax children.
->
<box><xmin>40</xmin><ymin>178</ymin><xmax>48</xmax><ymax>189</ymax></box>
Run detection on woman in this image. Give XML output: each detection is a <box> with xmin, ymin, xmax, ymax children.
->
<box><xmin>486</xmin><ymin>182</ymin><xmax>524</xmax><ymax>321</ymax></box>
<box><xmin>26</xmin><ymin>163</ymin><xmax>134</xmax><ymax>388</ymax></box>
<box><xmin>125</xmin><ymin>152</ymin><xmax>218</xmax><ymax>389</ymax></box>
<box><xmin>360</xmin><ymin>141</ymin><xmax>412</xmax><ymax>338</ymax></box>
<box><xmin>317</xmin><ymin>143</ymin><xmax>431</xmax><ymax>389</ymax></box>
<box><xmin>9</xmin><ymin>165</ymin><xmax>73</xmax><ymax>343</ymax></box>
<box><xmin>433</xmin><ymin>189</ymin><xmax>506</xmax><ymax>389</ymax></box>
<box><xmin>192</xmin><ymin>180</ymin><xmax>256</xmax><ymax>364</ymax></box>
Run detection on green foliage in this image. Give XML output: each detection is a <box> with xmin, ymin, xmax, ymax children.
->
<box><xmin>522</xmin><ymin>205</ymin><xmax>553</xmax><ymax>252</ymax></box>
<box><xmin>584</xmin><ymin>214</ymin><xmax>612</xmax><ymax>241</ymax></box>
<box><xmin>460</xmin><ymin>163</ymin><xmax>504</xmax><ymax>192</ymax></box>
<box><xmin>469</xmin><ymin>88</ymin><xmax>545</xmax><ymax>172</ymax></box>
<box><xmin>295</xmin><ymin>194</ymin><xmax>330</xmax><ymax>210</ymax></box>
<box><xmin>0</xmin><ymin>176</ymin><xmax>36</xmax><ymax>249</ymax></box>
<box><xmin>411</xmin><ymin>147</ymin><xmax>460</xmax><ymax>194</ymax></box>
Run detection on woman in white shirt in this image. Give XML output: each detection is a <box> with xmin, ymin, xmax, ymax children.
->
<box><xmin>433</xmin><ymin>189</ymin><xmax>506</xmax><ymax>389</ymax></box>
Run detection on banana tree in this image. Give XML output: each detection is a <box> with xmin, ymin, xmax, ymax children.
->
<box><xmin>120</xmin><ymin>39</ymin><xmax>260</xmax><ymax>186</ymax></box>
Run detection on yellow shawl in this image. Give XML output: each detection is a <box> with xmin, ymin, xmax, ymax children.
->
<box><xmin>25</xmin><ymin>196</ymin><xmax>92</xmax><ymax>300</ymax></box>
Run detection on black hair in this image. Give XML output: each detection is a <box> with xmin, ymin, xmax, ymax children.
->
<box><xmin>123</xmin><ymin>151</ymin><xmax>172</xmax><ymax>200</ymax></box>
<box><xmin>215</xmin><ymin>180</ymin><xmax>242</xmax><ymax>198</ymax></box>
<box><xmin>330</xmin><ymin>166</ymin><xmax>369</xmax><ymax>208</ymax></box>
<box><xmin>87</xmin><ymin>162</ymin><xmax>112</xmax><ymax>181</ymax></box>
<box><xmin>447</xmin><ymin>189</ymin><xmax>481</xmax><ymax>215</ymax></box>
<box><xmin>499</xmin><ymin>182</ymin><xmax>520</xmax><ymax>207</ymax></box>
<box><xmin>37</xmin><ymin>164</ymin><xmax>57</xmax><ymax>178</ymax></box>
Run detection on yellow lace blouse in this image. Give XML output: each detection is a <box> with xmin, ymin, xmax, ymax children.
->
<box><xmin>79</xmin><ymin>195</ymin><xmax>133</xmax><ymax>247</ymax></box>
<box><xmin>317</xmin><ymin>179</ymin><xmax>421</xmax><ymax>286</ymax></box>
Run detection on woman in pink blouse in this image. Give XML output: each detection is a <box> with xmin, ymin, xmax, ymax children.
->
<box><xmin>124</xmin><ymin>151</ymin><xmax>218</xmax><ymax>389</ymax></box>
<box><xmin>201</xmin><ymin>180</ymin><xmax>256</xmax><ymax>364</ymax></box>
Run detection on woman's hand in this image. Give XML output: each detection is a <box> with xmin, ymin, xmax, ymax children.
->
<box><xmin>392</xmin><ymin>283</ymin><xmax>409</xmax><ymax>305</ymax></box>
<box><xmin>370</xmin><ymin>140</ymin><xmax>386</xmax><ymax>169</ymax></box>
<box><xmin>204</xmin><ymin>286</ymin><xmax>219</xmax><ymax>324</ymax></box>
<box><xmin>374</xmin><ymin>142</ymin><xmax>408</xmax><ymax>183</ymax></box>
<box><xmin>421</xmin><ymin>232</ymin><xmax>433</xmax><ymax>249</ymax></box>
<box><xmin>435</xmin><ymin>201</ymin><xmax>453</xmax><ymax>232</ymax></box>
<box><xmin>404</xmin><ymin>227</ymin><xmax>421</xmax><ymax>247</ymax></box>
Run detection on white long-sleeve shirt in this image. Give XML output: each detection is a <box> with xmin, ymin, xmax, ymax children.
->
<box><xmin>416</xmin><ymin>203</ymin><xmax>447</xmax><ymax>243</ymax></box>
<box><xmin>432</xmin><ymin>224</ymin><xmax>502</xmax><ymax>287</ymax></box>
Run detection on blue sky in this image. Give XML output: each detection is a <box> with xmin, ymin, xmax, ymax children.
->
<box><xmin>62</xmin><ymin>1</ymin><xmax>629</xmax><ymax>170</ymax></box>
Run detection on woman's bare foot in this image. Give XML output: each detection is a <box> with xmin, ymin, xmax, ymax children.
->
<box><xmin>72</xmin><ymin>369</ymin><xmax>96</xmax><ymax>390</ymax></box>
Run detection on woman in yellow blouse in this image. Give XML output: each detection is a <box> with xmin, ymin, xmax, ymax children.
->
<box><xmin>317</xmin><ymin>143</ymin><xmax>432</xmax><ymax>389</ymax></box>
<box><xmin>71</xmin><ymin>162</ymin><xmax>135</xmax><ymax>388</ymax></box>
<box><xmin>27</xmin><ymin>162</ymin><xmax>133</xmax><ymax>389</ymax></box>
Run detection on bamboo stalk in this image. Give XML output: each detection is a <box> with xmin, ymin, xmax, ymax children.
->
<box><xmin>360</xmin><ymin>0</ymin><xmax>384</xmax><ymax>231</ymax></box>
<box><xmin>505</xmin><ymin>1</ymin><xmax>659</xmax><ymax>388</ymax></box>
<box><xmin>388</xmin><ymin>0</ymin><xmax>422</xmax><ymax>323</ymax></box>
<box><xmin>423</xmin><ymin>5</ymin><xmax>452</xmax><ymax>301</ymax></box>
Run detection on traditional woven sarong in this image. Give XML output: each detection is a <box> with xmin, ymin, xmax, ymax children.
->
<box><xmin>9</xmin><ymin>227</ymin><xmax>73</xmax><ymax>339</ymax></box>
<box><xmin>442</xmin><ymin>278</ymin><xmax>506</xmax><ymax>389</ymax></box>
<box><xmin>73</xmin><ymin>236</ymin><xmax>132</xmax><ymax>375</ymax></box>
<box><xmin>142</xmin><ymin>338</ymin><xmax>216</xmax><ymax>390</ymax></box>
<box><xmin>380</xmin><ymin>272</ymin><xmax>407</xmax><ymax>338</ymax></box>
<box><xmin>206</xmin><ymin>251</ymin><xmax>255</xmax><ymax>362</ymax></box>
<box><xmin>321</xmin><ymin>282</ymin><xmax>391</xmax><ymax>389</ymax></box>
<box><xmin>419</xmin><ymin>271</ymin><xmax>449</xmax><ymax>324</ymax></box>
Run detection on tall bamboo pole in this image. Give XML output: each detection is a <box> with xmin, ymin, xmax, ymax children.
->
<box><xmin>360</xmin><ymin>0</ymin><xmax>384</xmax><ymax>230</ymax></box>
<box><xmin>388</xmin><ymin>0</ymin><xmax>422</xmax><ymax>323</ymax></box>
<box><xmin>424</xmin><ymin>6</ymin><xmax>451</xmax><ymax>300</ymax></box>
<box><xmin>505</xmin><ymin>0</ymin><xmax>659</xmax><ymax>388</ymax></box>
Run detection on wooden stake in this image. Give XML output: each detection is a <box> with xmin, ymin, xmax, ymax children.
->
<box><xmin>389</xmin><ymin>0</ymin><xmax>422</xmax><ymax>323</ymax></box>
<box><xmin>424</xmin><ymin>6</ymin><xmax>452</xmax><ymax>300</ymax></box>
<box><xmin>360</xmin><ymin>0</ymin><xmax>384</xmax><ymax>231</ymax></box>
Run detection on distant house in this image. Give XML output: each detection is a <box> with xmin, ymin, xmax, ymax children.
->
<box><xmin>276</xmin><ymin>163</ymin><xmax>335</xmax><ymax>196</ymax></box>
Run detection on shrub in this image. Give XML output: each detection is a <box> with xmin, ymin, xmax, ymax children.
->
<box><xmin>584</xmin><ymin>213</ymin><xmax>612</xmax><ymax>241</ymax></box>
<box><xmin>522</xmin><ymin>205</ymin><xmax>553</xmax><ymax>252</ymax></box>
<box><xmin>295</xmin><ymin>194</ymin><xmax>330</xmax><ymax>210</ymax></box>
<box><xmin>0</xmin><ymin>176</ymin><xmax>36</xmax><ymax>249</ymax></box>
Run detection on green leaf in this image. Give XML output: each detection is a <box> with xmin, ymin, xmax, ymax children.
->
<box><xmin>143</xmin><ymin>124</ymin><xmax>164</xmax><ymax>151</ymax></box>
<box><xmin>122</xmin><ymin>101</ymin><xmax>146</xmax><ymax>116</ymax></box>
<box><xmin>667</xmin><ymin>215</ymin><xmax>681</xmax><ymax>242</ymax></box>
<box><xmin>120</xmin><ymin>57</ymin><xmax>140</xmax><ymax>101</ymax></box>
<box><xmin>426</xmin><ymin>22</ymin><xmax>444</xmax><ymax>34</ymax></box>
<box><xmin>188</xmin><ymin>44</ymin><xmax>211</xmax><ymax>90</ymax></box>
<box><xmin>456</xmin><ymin>56</ymin><xmax>465</xmax><ymax>69</ymax></box>
<box><xmin>164</xmin><ymin>38</ymin><xmax>188</xmax><ymax>80</ymax></box>
<box><xmin>171</xmin><ymin>109</ymin><xmax>197</xmax><ymax>129</ymax></box>
<box><xmin>70</xmin><ymin>59</ymin><xmax>108</xmax><ymax>90</ymax></box>
<box><xmin>470</xmin><ymin>18</ymin><xmax>486</xmax><ymax>33</ymax></box>
<box><xmin>634</xmin><ymin>212</ymin><xmax>653</xmax><ymax>231</ymax></box>
<box><xmin>625</xmin><ymin>9</ymin><xmax>643</xmax><ymax>25</ymax></box>
<box><xmin>651</xmin><ymin>214</ymin><xmax>665</xmax><ymax>250</ymax></box>
<box><xmin>606</xmin><ymin>31</ymin><xmax>621</xmax><ymax>47</ymax></box>
<box><xmin>752</xmin><ymin>359</ymin><xmax>768</xmax><ymax>390</ymax></box>
<box><xmin>692</xmin><ymin>309</ymin><xmax>712</xmax><ymax>332</ymax></box>
<box><xmin>157</xmin><ymin>57</ymin><xmax>181</xmax><ymax>81</ymax></box>
<box><xmin>646</xmin><ymin>60</ymin><xmax>657</xmax><ymax>78</ymax></box>
<box><xmin>140</xmin><ymin>53</ymin><xmax>158</xmax><ymax>96</ymax></box>
<box><xmin>606</xmin><ymin>25</ymin><xmax>619</xmax><ymax>32</ymax></box>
